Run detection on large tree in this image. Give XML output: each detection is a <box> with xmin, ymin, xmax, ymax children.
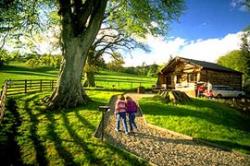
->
<box><xmin>84</xmin><ymin>25</ymin><xmax>148</xmax><ymax>87</ymax></box>
<box><xmin>1</xmin><ymin>0</ymin><xmax>184</xmax><ymax>108</ymax></box>
<box><xmin>240</xmin><ymin>28</ymin><xmax>250</xmax><ymax>76</ymax></box>
<box><xmin>217</xmin><ymin>28</ymin><xmax>250</xmax><ymax>81</ymax></box>
<box><xmin>217</xmin><ymin>50</ymin><xmax>246</xmax><ymax>74</ymax></box>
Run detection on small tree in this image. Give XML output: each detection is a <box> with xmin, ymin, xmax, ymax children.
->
<box><xmin>107</xmin><ymin>52</ymin><xmax>125</xmax><ymax>71</ymax></box>
<box><xmin>147</xmin><ymin>64</ymin><xmax>159</xmax><ymax>77</ymax></box>
<box><xmin>0</xmin><ymin>49</ymin><xmax>10</xmax><ymax>67</ymax></box>
<box><xmin>0</xmin><ymin>49</ymin><xmax>21</xmax><ymax>67</ymax></box>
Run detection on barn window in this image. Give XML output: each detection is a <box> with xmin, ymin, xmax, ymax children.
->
<box><xmin>188</xmin><ymin>73</ymin><xmax>197</xmax><ymax>82</ymax></box>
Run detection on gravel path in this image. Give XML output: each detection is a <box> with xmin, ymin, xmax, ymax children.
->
<box><xmin>102</xmin><ymin>93</ymin><xmax>250</xmax><ymax>166</ymax></box>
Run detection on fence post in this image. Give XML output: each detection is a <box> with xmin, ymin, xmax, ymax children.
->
<box><xmin>24</xmin><ymin>80</ymin><xmax>27</xmax><ymax>93</ymax></box>
<box><xmin>98</xmin><ymin>106</ymin><xmax>110</xmax><ymax>141</ymax></box>
<box><xmin>40</xmin><ymin>80</ymin><xmax>42</xmax><ymax>92</ymax></box>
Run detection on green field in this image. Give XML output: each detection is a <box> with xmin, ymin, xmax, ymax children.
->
<box><xmin>0</xmin><ymin>62</ymin><xmax>154</xmax><ymax>164</ymax></box>
<box><xmin>0</xmin><ymin>62</ymin><xmax>59</xmax><ymax>84</ymax></box>
<box><xmin>2</xmin><ymin>61</ymin><xmax>250</xmax><ymax>164</ymax></box>
<box><xmin>139</xmin><ymin>95</ymin><xmax>250</xmax><ymax>154</ymax></box>
<box><xmin>0</xmin><ymin>90</ymin><xmax>148</xmax><ymax>165</ymax></box>
<box><xmin>0</xmin><ymin>62</ymin><xmax>156</xmax><ymax>89</ymax></box>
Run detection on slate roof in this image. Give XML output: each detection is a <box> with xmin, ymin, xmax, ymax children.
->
<box><xmin>178</xmin><ymin>57</ymin><xmax>242</xmax><ymax>74</ymax></box>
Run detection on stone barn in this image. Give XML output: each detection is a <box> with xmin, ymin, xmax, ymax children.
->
<box><xmin>157</xmin><ymin>57</ymin><xmax>243</xmax><ymax>97</ymax></box>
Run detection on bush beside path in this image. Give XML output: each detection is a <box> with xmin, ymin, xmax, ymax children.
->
<box><xmin>101</xmin><ymin>93</ymin><xmax>250</xmax><ymax>166</ymax></box>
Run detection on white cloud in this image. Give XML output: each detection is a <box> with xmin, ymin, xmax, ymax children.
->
<box><xmin>230</xmin><ymin>0</ymin><xmax>248</xmax><ymax>11</ymax></box>
<box><xmin>123</xmin><ymin>35</ymin><xmax>186</xmax><ymax>66</ymax></box>
<box><xmin>123</xmin><ymin>31</ymin><xmax>242</xmax><ymax>67</ymax></box>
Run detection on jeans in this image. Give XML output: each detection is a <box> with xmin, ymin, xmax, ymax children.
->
<box><xmin>128</xmin><ymin>112</ymin><xmax>137</xmax><ymax>131</ymax></box>
<box><xmin>115</xmin><ymin>112</ymin><xmax>128</xmax><ymax>133</ymax></box>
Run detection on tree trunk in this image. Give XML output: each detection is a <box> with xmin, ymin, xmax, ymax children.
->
<box><xmin>83</xmin><ymin>72</ymin><xmax>96</xmax><ymax>87</ymax></box>
<box><xmin>48</xmin><ymin>0</ymin><xmax>108</xmax><ymax>109</ymax></box>
<box><xmin>49</xmin><ymin>38</ymin><xmax>90</xmax><ymax>108</ymax></box>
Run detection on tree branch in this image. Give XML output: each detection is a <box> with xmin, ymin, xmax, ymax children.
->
<box><xmin>74</xmin><ymin>0</ymin><xmax>94</xmax><ymax>35</ymax></box>
<box><xmin>81</xmin><ymin>0</ymin><xmax>108</xmax><ymax>51</ymax></box>
<box><xmin>0</xmin><ymin>32</ymin><xmax>9</xmax><ymax>49</ymax></box>
<box><xmin>59</xmin><ymin>0</ymin><xmax>73</xmax><ymax>43</ymax></box>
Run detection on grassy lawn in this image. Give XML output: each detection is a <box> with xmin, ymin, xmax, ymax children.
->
<box><xmin>139</xmin><ymin>95</ymin><xmax>250</xmax><ymax>154</ymax></box>
<box><xmin>0</xmin><ymin>62</ymin><xmax>156</xmax><ymax>89</ymax></box>
<box><xmin>0</xmin><ymin>90</ymin><xmax>148</xmax><ymax>165</ymax></box>
<box><xmin>0</xmin><ymin>62</ymin><xmax>59</xmax><ymax>84</ymax></box>
<box><xmin>96</xmin><ymin>70</ymin><xmax>156</xmax><ymax>89</ymax></box>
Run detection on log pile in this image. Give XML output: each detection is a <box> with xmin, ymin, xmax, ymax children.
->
<box><xmin>159</xmin><ymin>90</ymin><xmax>191</xmax><ymax>104</ymax></box>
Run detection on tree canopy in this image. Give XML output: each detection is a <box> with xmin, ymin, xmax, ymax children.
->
<box><xmin>1</xmin><ymin>0</ymin><xmax>185</xmax><ymax>108</ymax></box>
<box><xmin>217</xmin><ymin>50</ymin><xmax>246</xmax><ymax>73</ymax></box>
<box><xmin>1</xmin><ymin>0</ymin><xmax>184</xmax><ymax>47</ymax></box>
<box><xmin>217</xmin><ymin>27</ymin><xmax>250</xmax><ymax>84</ymax></box>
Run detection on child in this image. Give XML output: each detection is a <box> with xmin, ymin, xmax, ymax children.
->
<box><xmin>125</xmin><ymin>96</ymin><xmax>138</xmax><ymax>132</ymax></box>
<box><xmin>114</xmin><ymin>95</ymin><xmax>128</xmax><ymax>134</ymax></box>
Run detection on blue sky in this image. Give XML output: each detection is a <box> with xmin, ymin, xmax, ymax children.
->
<box><xmin>3</xmin><ymin>0</ymin><xmax>249</xmax><ymax>66</ymax></box>
<box><xmin>122</xmin><ymin>0</ymin><xmax>250</xmax><ymax>66</ymax></box>
<box><xmin>169</xmin><ymin>0</ymin><xmax>250</xmax><ymax>40</ymax></box>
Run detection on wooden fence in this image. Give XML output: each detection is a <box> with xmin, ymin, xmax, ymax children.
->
<box><xmin>0</xmin><ymin>78</ymin><xmax>155</xmax><ymax>121</ymax></box>
<box><xmin>5</xmin><ymin>79</ymin><xmax>56</xmax><ymax>96</ymax></box>
<box><xmin>0</xmin><ymin>81</ymin><xmax>8</xmax><ymax>121</ymax></box>
<box><xmin>0</xmin><ymin>79</ymin><xmax>56</xmax><ymax>121</ymax></box>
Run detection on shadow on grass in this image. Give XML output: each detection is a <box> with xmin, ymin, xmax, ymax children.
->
<box><xmin>45</xmin><ymin>112</ymin><xmax>77</xmax><ymax>165</ymax></box>
<box><xmin>1</xmin><ymin>64</ymin><xmax>56</xmax><ymax>72</ymax></box>
<box><xmin>141</xmin><ymin>98</ymin><xmax>250</xmax><ymax>132</ymax></box>
<box><xmin>24</xmin><ymin>94</ymin><xmax>49</xmax><ymax>166</ymax></box>
<box><xmin>0</xmin><ymin>98</ymin><xmax>23</xmax><ymax>165</ymax></box>
<box><xmin>3</xmin><ymin>70</ymin><xmax>56</xmax><ymax>78</ymax></box>
<box><xmin>197</xmin><ymin>139</ymin><xmax>250</xmax><ymax>154</ymax></box>
<box><xmin>8</xmin><ymin>98</ymin><xmax>23</xmax><ymax>165</ymax></box>
<box><xmin>75</xmin><ymin>109</ymin><xmax>96</xmax><ymax>131</ymax></box>
<box><xmin>1</xmin><ymin>65</ymin><xmax>58</xmax><ymax>78</ymax></box>
<box><xmin>62</xmin><ymin>112</ymin><xmax>104</xmax><ymax>165</ymax></box>
<box><xmin>11</xmin><ymin>92</ymin><xmax>150</xmax><ymax>165</ymax></box>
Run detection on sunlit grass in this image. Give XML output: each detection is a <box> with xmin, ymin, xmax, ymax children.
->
<box><xmin>0</xmin><ymin>90</ymin><xmax>148</xmax><ymax>165</ymax></box>
<box><xmin>0</xmin><ymin>62</ymin><xmax>156</xmax><ymax>89</ymax></box>
<box><xmin>0</xmin><ymin>62</ymin><xmax>59</xmax><ymax>84</ymax></box>
<box><xmin>139</xmin><ymin>95</ymin><xmax>250</xmax><ymax>154</ymax></box>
